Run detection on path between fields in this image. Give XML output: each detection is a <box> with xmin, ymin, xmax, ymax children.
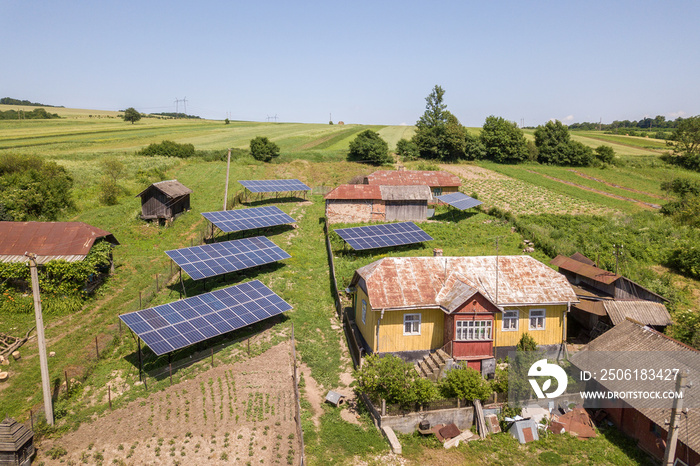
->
<box><xmin>526</xmin><ymin>170</ymin><xmax>662</xmax><ymax>210</ymax></box>
<box><xmin>568</xmin><ymin>170</ymin><xmax>668</xmax><ymax>200</ymax></box>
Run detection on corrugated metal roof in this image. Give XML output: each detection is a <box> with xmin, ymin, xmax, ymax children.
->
<box><xmin>574</xmin><ymin>299</ymin><xmax>608</xmax><ymax>316</ymax></box>
<box><xmin>0</xmin><ymin>221</ymin><xmax>118</xmax><ymax>264</ymax></box>
<box><xmin>570</xmin><ymin>252</ymin><xmax>596</xmax><ymax>266</ymax></box>
<box><xmin>324</xmin><ymin>184</ymin><xmax>382</xmax><ymax>200</ymax></box>
<box><xmin>551</xmin><ymin>255</ymin><xmax>620</xmax><ymax>285</ymax></box>
<box><xmin>603</xmin><ymin>300</ymin><xmax>672</xmax><ymax>326</ymax></box>
<box><xmin>379</xmin><ymin>185</ymin><xmax>431</xmax><ymax>201</ymax></box>
<box><xmin>365</xmin><ymin>170</ymin><xmax>461</xmax><ymax>187</ymax></box>
<box><xmin>352</xmin><ymin>256</ymin><xmax>577</xmax><ymax>310</ymax></box>
<box><xmin>136</xmin><ymin>179</ymin><xmax>192</xmax><ymax>199</ymax></box>
<box><xmin>571</xmin><ymin>320</ymin><xmax>700</xmax><ymax>454</ymax></box>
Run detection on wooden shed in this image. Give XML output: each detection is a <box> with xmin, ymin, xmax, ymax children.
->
<box><xmin>136</xmin><ymin>180</ymin><xmax>192</xmax><ymax>221</ymax></box>
<box><xmin>324</xmin><ymin>185</ymin><xmax>430</xmax><ymax>224</ymax></box>
<box><xmin>0</xmin><ymin>417</ymin><xmax>34</xmax><ymax>466</ymax></box>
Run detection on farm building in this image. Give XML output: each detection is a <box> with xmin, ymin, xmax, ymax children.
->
<box><xmin>363</xmin><ymin>170</ymin><xmax>461</xmax><ymax>198</ymax></box>
<box><xmin>324</xmin><ymin>184</ymin><xmax>430</xmax><ymax>224</ymax></box>
<box><xmin>0</xmin><ymin>417</ymin><xmax>35</xmax><ymax>466</ymax></box>
<box><xmin>570</xmin><ymin>319</ymin><xmax>700</xmax><ymax>465</ymax></box>
<box><xmin>349</xmin><ymin>255</ymin><xmax>577</xmax><ymax>371</ymax></box>
<box><xmin>550</xmin><ymin>253</ymin><xmax>671</xmax><ymax>337</ymax></box>
<box><xmin>136</xmin><ymin>180</ymin><xmax>192</xmax><ymax>221</ymax></box>
<box><xmin>0</xmin><ymin>221</ymin><xmax>119</xmax><ymax>265</ymax></box>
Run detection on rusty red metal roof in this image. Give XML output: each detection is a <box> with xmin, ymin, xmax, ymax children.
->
<box><xmin>325</xmin><ymin>184</ymin><xmax>382</xmax><ymax>200</ymax></box>
<box><xmin>365</xmin><ymin>170</ymin><xmax>461</xmax><ymax>187</ymax></box>
<box><xmin>0</xmin><ymin>222</ymin><xmax>118</xmax><ymax>264</ymax></box>
<box><xmin>352</xmin><ymin>256</ymin><xmax>577</xmax><ymax>310</ymax></box>
<box><xmin>550</xmin><ymin>255</ymin><xmax>620</xmax><ymax>285</ymax></box>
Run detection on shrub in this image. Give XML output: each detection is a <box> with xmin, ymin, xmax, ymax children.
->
<box><xmin>249</xmin><ymin>136</ymin><xmax>280</xmax><ymax>162</ymax></box>
<box><xmin>396</xmin><ymin>138</ymin><xmax>419</xmax><ymax>161</ymax></box>
<box><xmin>594</xmin><ymin>145</ymin><xmax>615</xmax><ymax>164</ymax></box>
<box><xmin>139</xmin><ymin>140</ymin><xmax>196</xmax><ymax>158</ymax></box>
<box><xmin>440</xmin><ymin>366</ymin><xmax>492</xmax><ymax>401</ymax></box>
<box><xmin>347</xmin><ymin>130</ymin><xmax>391</xmax><ymax>165</ymax></box>
<box><xmin>354</xmin><ymin>354</ymin><xmax>437</xmax><ymax>405</ymax></box>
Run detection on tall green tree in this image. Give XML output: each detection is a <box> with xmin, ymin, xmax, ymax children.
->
<box><xmin>250</xmin><ymin>136</ymin><xmax>280</xmax><ymax>162</ymax></box>
<box><xmin>479</xmin><ymin>116</ymin><xmax>529</xmax><ymax>163</ymax></box>
<box><xmin>412</xmin><ymin>85</ymin><xmax>470</xmax><ymax>161</ymax></box>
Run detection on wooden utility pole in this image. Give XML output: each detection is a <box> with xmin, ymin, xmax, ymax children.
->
<box><xmin>26</xmin><ymin>253</ymin><xmax>54</xmax><ymax>426</ymax></box>
<box><xmin>663</xmin><ymin>370</ymin><xmax>688</xmax><ymax>465</ymax></box>
<box><xmin>223</xmin><ymin>148</ymin><xmax>231</xmax><ymax>211</ymax></box>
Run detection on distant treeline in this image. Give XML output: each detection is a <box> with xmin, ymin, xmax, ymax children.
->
<box><xmin>568</xmin><ymin>115</ymin><xmax>684</xmax><ymax>131</ymax></box>
<box><xmin>0</xmin><ymin>108</ymin><xmax>61</xmax><ymax>120</ymax></box>
<box><xmin>150</xmin><ymin>112</ymin><xmax>201</xmax><ymax>119</ymax></box>
<box><xmin>1</xmin><ymin>97</ymin><xmax>62</xmax><ymax>107</ymax></box>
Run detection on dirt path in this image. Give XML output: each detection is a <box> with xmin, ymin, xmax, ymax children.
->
<box><xmin>527</xmin><ymin>170</ymin><xmax>662</xmax><ymax>209</ymax></box>
<box><xmin>38</xmin><ymin>341</ymin><xmax>301</xmax><ymax>465</ymax></box>
<box><xmin>568</xmin><ymin>170</ymin><xmax>668</xmax><ymax>200</ymax></box>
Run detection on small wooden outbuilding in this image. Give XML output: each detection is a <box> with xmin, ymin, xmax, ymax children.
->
<box><xmin>0</xmin><ymin>417</ymin><xmax>34</xmax><ymax>466</ymax></box>
<box><xmin>136</xmin><ymin>180</ymin><xmax>192</xmax><ymax>221</ymax></box>
<box><xmin>324</xmin><ymin>184</ymin><xmax>430</xmax><ymax>224</ymax></box>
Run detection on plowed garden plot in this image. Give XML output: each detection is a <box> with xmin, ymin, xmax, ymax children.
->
<box><xmin>39</xmin><ymin>341</ymin><xmax>300</xmax><ymax>465</ymax></box>
<box><xmin>440</xmin><ymin>164</ymin><xmax>614</xmax><ymax>215</ymax></box>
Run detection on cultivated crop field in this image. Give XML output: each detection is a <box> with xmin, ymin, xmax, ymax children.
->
<box><xmin>1</xmin><ymin>109</ymin><xmax>698</xmax><ymax>465</ymax></box>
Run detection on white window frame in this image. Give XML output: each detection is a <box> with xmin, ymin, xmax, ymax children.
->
<box><xmin>456</xmin><ymin>320</ymin><xmax>492</xmax><ymax>341</ymax></box>
<box><xmin>529</xmin><ymin>309</ymin><xmax>546</xmax><ymax>331</ymax></box>
<box><xmin>502</xmin><ymin>310</ymin><xmax>519</xmax><ymax>331</ymax></box>
<box><xmin>403</xmin><ymin>313</ymin><xmax>421</xmax><ymax>335</ymax></box>
<box><xmin>361</xmin><ymin>300</ymin><xmax>367</xmax><ymax>325</ymax></box>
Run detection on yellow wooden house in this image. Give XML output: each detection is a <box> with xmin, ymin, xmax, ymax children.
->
<box><xmin>350</xmin><ymin>255</ymin><xmax>578</xmax><ymax>364</ymax></box>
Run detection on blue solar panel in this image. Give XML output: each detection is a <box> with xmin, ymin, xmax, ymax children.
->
<box><xmin>437</xmin><ymin>192</ymin><xmax>483</xmax><ymax>211</ymax></box>
<box><xmin>202</xmin><ymin>206</ymin><xmax>296</xmax><ymax>233</ymax></box>
<box><xmin>334</xmin><ymin>222</ymin><xmax>433</xmax><ymax>251</ymax></box>
<box><xmin>165</xmin><ymin>236</ymin><xmax>290</xmax><ymax>280</ymax></box>
<box><xmin>238</xmin><ymin>179</ymin><xmax>311</xmax><ymax>193</ymax></box>
<box><xmin>119</xmin><ymin>280</ymin><xmax>293</xmax><ymax>356</ymax></box>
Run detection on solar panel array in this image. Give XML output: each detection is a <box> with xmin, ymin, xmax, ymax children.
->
<box><xmin>238</xmin><ymin>179</ymin><xmax>311</xmax><ymax>193</ymax></box>
<box><xmin>437</xmin><ymin>192</ymin><xmax>483</xmax><ymax>210</ymax></box>
<box><xmin>202</xmin><ymin>207</ymin><xmax>295</xmax><ymax>233</ymax></box>
<box><xmin>120</xmin><ymin>280</ymin><xmax>292</xmax><ymax>355</ymax></box>
<box><xmin>166</xmin><ymin>236</ymin><xmax>290</xmax><ymax>280</ymax></box>
<box><xmin>334</xmin><ymin>222</ymin><xmax>434</xmax><ymax>251</ymax></box>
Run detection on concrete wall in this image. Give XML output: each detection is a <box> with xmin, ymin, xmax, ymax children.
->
<box><xmin>380</xmin><ymin>406</ymin><xmax>475</xmax><ymax>435</ymax></box>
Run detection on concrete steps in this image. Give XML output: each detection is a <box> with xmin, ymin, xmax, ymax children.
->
<box><xmin>413</xmin><ymin>349</ymin><xmax>452</xmax><ymax>381</ymax></box>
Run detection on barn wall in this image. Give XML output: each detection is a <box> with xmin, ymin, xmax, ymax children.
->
<box><xmin>325</xmin><ymin>200</ymin><xmax>385</xmax><ymax>224</ymax></box>
<box><xmin>385</xmin><ymin>201</ymin><xmax>427</xmax><ymax>222</ymax></box>
<box><xmin>141</xmin><ymin>189</ymin><xmax>172</xmax><ymax>219</ymax></box>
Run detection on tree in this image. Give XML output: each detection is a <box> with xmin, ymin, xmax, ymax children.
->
<box><xmin>412</xmin><ymin>85</ymin><xmax>470</xmax><ymax>161</ymax></box>
<box><xmin>479</xmin><ymin>116</ymin><xmax>529</xmax><ymax>163</ymax></box>
<box><xmin>396</xmin><ymin>138</ymin><xmax>419</xmax><ymax>161</ymax></box>
<box><xmin>354</xmin><ymin>354</ymin><xmax>437</xmax><ymax>405</ymax></box>
<box><xmin>535</xmin><ymin>120</ymin><xmax>593</xmax><ymax>166</ymax></box>
<box><xmin>667</xmin><ymin>116</ymin><xmax>700</xmax><ymax>171</ymax></box>
<box><xmin>249</xmin><ymin>136</ymin><xmax>280</xmax><ymax>162</ymax></box>
<box><xmin>347</xmin><ymin>130</ymin><xmax>391</xmax><ymax>165</ymax></box>
<box><xmin>123</xmin><ymin>107</ymin><xmax>141</xmax><ymax>124</ymax></box>
<box><xmin>594</xmin><ymin>145</ymin><xmax>615</xmax><ymax>164</ymax></box>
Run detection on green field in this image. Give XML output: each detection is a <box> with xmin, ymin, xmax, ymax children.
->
<box><xmin>0</xmin><ymin>110</ymin><xmax>697</xmax><ymax>465</ymax></box>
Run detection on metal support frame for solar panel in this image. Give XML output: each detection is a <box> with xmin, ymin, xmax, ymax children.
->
<box><xmin>119</xmin><ymin>280</ymin><xmax>292</xmax><ymax>357</ymax></box>
<box><xmin>166</xmin><ymin>236</ymin><xmax>290</xmax><ymax>288</ymax></box>
<box><xmin>437</xmin><ymin>192</ymin><xmax>483</xmax><ymax>211</ymax></box>
<box><xmin>334</xmin><ymin>222</ymin><xmax>434</xmax><ymax>251</ymax></box>
<box><xmin>202</xmin><ymin>207</ymin><xmax>296</xmax><ymax>237</ymax></box>
<box><xmin>238</xmin><ymin>179</ymin><xmax>311</xmax><ymax>201</ymax></box>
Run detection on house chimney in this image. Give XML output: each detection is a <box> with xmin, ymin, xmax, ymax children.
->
<box><xmin>433</xmin><ymin>248</ymin><xmax>443</xmax><ymax>257</ymax></box>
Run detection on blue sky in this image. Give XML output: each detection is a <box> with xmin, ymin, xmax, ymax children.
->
<box><xmin>2</xmin><ymin>1</ymin><xmax>698</xmax><ymax>126</ymax></box>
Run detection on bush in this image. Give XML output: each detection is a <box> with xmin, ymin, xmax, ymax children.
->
<box><xmin>440</xmin><ymin>366</ymin><xmax>492</xmax><ymax>401</ymax></box>
<box><xmin>139</xmin><ymin>140</ymin><xmax>196</xmax><ymax>158</ymax></box>
<box><xmin>354</xmin><ymin>354</ymin><xmax>437</xmax><ymax>405</ymax></box>
<box><xmin>396</xmin><ymin>138</ymin><xmax>419</xmax><ymax>161</ymax></box>
<box><xmin>347</xmin><ymin>130</ymin><xmax>391</xmax><ymax>165</ymax></box>
<box><xmin>250</xmin><ymin>136</ymin><xmax>280</xmax><ymax>162</ymax></box>
<box><xmin>594</xmin><ymin>145</ymin><xmax>615</xmax><ymax>164</ymax></box>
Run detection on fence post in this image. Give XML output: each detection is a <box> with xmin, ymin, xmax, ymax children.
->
<box><xmin>65</xmin><ymin>370</ymin><xmax>69</xmax><ymax>393</ymax></box>
<box><xmin>155</xmin><ymin>274</ymin><xmax>159</xmax><ymax>292</ymax></box>
<box><xmin>95</xmin><ymin>336</ymin><xmax>99</xmax><ymax>359</ymax></box>
<box><xmin>381</xmin><ymin>399</ymin><xmax>386</xmax><ymax>416</ymax></box>
<box><xmin>169</xmin><ymin>363</ymin><xmax>173</xmax><ymax>385</ymax></box>
<box><xmin>108</xmin><ymin>385</ymin><xmax>112</xmax><ymax>410</ymax></box>
<box><xmin>211</xmin><ymin>348</ymin><xmax>214</xmax><ymax>367</ymax></box>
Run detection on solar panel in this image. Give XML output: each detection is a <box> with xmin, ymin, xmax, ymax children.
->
<box><xmin>437</xmin><ymin>192</ymin><xmax>483</xmax><ymax>211</ymax></box>
<box><xmin>166</xmin><ymin>236</ymin><xmax>290</xmax><ymax>280</ymax></box>
<box><xmin>334</xmin><ymin>222</ymin><xmax>433</xmax><ymax>251</ymax></box>
<box><xmin>238</xmin><ymin>179</ymin><xmax>311</xmax><ymax>193</ymax></box>
<box><xmin>119</xmin><ymin>280</ymin><xmax>292</xmax><ymax>355</ymax></box>
<box><xmin>202</xmin><ymin>206</ymin><xmax>296</xmax><ymax>233</ymax></box>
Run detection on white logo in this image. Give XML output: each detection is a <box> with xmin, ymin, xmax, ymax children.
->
<box><xmin>528</xmin><ymin>359</ymin><xmax>567</xmax><ymax>399</ymax></box>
